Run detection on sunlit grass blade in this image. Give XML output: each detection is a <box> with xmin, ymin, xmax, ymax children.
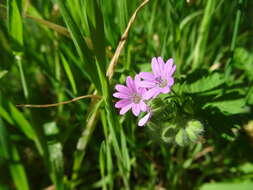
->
<box><xmin>7</xmin><ymin>0</ymin><xmax>29</xmax><ymax>100</ymax></box>
<box><xmin>192</xmin><ymin>0</ymin><xmax>217</xmax><ymax>70</ymax></box>
<box><xmin>60</xmin><ymin>53</ymin><xmax>77</xmax><ymax>95</ymax></box>
<box><xmin>0</xmin><ymin>70</ymin><xmax>8</xmax><ymax>79</ymax></box>
<box><xmin>7</xmin><ymin>0</ymin><xmax>23</xmax><ymax>52</ymax></box>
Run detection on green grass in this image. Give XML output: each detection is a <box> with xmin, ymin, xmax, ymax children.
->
<box><xmin>0</xmin><ymin>0</ymin><xmax>253</xmax><ymax>189</ymax></box>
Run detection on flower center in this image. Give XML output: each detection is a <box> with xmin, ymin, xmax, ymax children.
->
<box><xmin>155</xmin><ymin>77</ymin><xmax>167</xmax><ymax>88</ymax></box>
<box><xmin>132</xmin><ymin>93</ymin><xmax>142</xmax><ymax>104</ymax></box>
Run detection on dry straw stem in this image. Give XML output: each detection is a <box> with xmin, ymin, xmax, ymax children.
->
<box><xmin>26</xmin><ymin>14</ymin><xmax>71</xmax><ymax>38</ymax></box>
<box><xmin>25</xmin><ymin>15</ymin><xmax>94</xmax><ymax>50</ymax></box>
<box><xmin>106</xmin><ymin>0</ymin><xmax>150</xmax><ymax>79</ymax></box>
<box><xmin>16</xmin><ymin>95</ymin><xmax>101</xmax><ymax>108</ymax></box>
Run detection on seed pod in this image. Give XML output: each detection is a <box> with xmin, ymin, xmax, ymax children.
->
<box><xmin>175</xmin><ymin>128</ymin><xmax>190</xmax><ymax>146</ymax></box>
<box><xmin>161</xmin><ymin>125</ymin><xmax>177</xmax><ymax>143</ymax></box>
<box><xmin>185</xmin><ymin>120</ymin><xmax>204</xmax><ymax>143</ymax></box>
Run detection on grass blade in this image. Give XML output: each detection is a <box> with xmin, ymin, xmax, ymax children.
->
<box><xmin>0</xmin><ymin>119</ymin><xmax>30</xmax><ymax>190</ymax></box>
<box><xmin>60</xmin><ymin>53</ymin><xmax>77</xmax><ymax>95</ymax></box>
<box><xmin>56</xmin><ymin>0</ymin><xmax>100</xmax><ymax>90</ymax></box>
<box><xmin>43</xmin><ymin>122</ymin><xmax>65</xmax><ymax>190</ymax></box>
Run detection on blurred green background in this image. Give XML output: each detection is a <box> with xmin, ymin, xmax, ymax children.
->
<box><xmin>0</xmin><ymin>0</ymin><xmax>253</xmax><ymax>189</ymax></box>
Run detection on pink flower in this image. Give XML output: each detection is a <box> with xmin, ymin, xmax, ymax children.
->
<box><xmin>137</xmin><ymin>57</ymin><xmax>176</xmax><ymax>99</ymax></box>
<box><xmin>113</xmin><ymin>76</ymin><xmax>147</xmax><ymax>116</ymax></box>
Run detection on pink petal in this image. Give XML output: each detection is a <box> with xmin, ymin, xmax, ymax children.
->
<box><xmin>115</xmin><ymin>99</ymin><xmax>131</xmax><ymax>108</ymax></box>
<box><xmin>126</xmin><ymin>76</ymin><xmax>136</xmax><ymax>91</ymax></box>
<box><xmin>134</xmin><ymin>74</ymin><xmax>141</xmax><ymax>84</ymax></box>
<box><xmin>164</xmin><ymin>59</ymin><xmax>173</xmax><ymax>77</ymax></box>
<box><xmin>152</xmin><ymin>90</ymin><xmax>161</xmax><ymax>98</ymax></box>
<box><xmin>138</xmin><ymin>81</ymin><xmax>156</xmax><ymax>88</ymax></box>
<box><xmin>160</xmin><ymin>87</ymin><xmax>171</xmax><ymax>94</ymax></box>
<box><xmin>115</xmin><ymin>84</ymin><xmax>131</xmax><ymax>94</ymax></box>
<box><xmin>151</xmin><ymin>57</ymin><xmax>160</xmax><ymax>77</ymax></box>
<box><xmin>168</xmin><ymin>65</ymin><xmax>176</xmax><ymax>76</ymax></box>
<box><xmin>143</xmin><ymin>87</ymin><xmax>160</xmax><ymax>100</ymax></box>
<box><xmin>132</xmin><ymin>104</ymin><xmax>140</xmax><ymax>116</ymax></box>
<box><xmin>157</xmin><ymin>57</ymin><xmax>165</xmax><ymax>76</ymax></box>
<box><xmin>113</xmin><ymin>92</ymin><xmax>130</xmax><ymax>99</ymax></box>
<box><xmin>138</xmin><ymin>112</ymin><xmax>151</xmax><ymax>127</ymax></box>
<box><xmin>140</xmin><ymin>101</ymin><xmax>147</xmax><ymax>112</ymax></box>
<box><xmin>139</xmin><ymin>72</ymin><xmax>155</xmax><ymax>81</ymax></box>
<box><xmin>119</xmin><ymin>103</ymin><xmax>133</xmax><ymax>115</ymax></box>
<box><xmin>167</xmin><ymin>77</ymin><xmax>174</xmax><ymax>86</ymax></box>
<box><xmin>139</xmin><ymin>87</ymin><xmax>147</xmax><ymax>95</ymax></box>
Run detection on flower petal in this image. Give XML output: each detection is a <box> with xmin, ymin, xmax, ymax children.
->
<box><xmin>113</xmin><ymin>92</ymin><xmax>130</xmax><ymax>99</ymax></box>
<box><xmin>169</xmin><ymin>64</ymin><xmax>176</xmax><ymax>76</ymax></box>
<box><xmin>119</xmin><ymin>103</ymin><xmax>133</xmax><ymax>115</ymax></box>
<box><xmin>140</xmin><ymin>101</ymin><xmax>147</xmax><ymax>112</ymax></box>
<box><xmin>115</xmin><ymin>84</ymin><xmax>131</xmax><ymax>94</ymax></box>
<box><xmin>137</xmin><ymin>81</ymin><xmax>156</xmax><ymax>88</ymax></box>
<box><xmin>139</xmin><ymin>87</ymin><xmax>147</xmax><ymax>95</ymax></box>
<box><xmin>151</xmin><ymin>57</ymin><xmax>160</xmax><ymax>77</ymax></box>
<box><xmin>164</xmin><ymin>58</ymin><xmax>173</xmax><ymax>77</ymax></box>
<box><xmin>126</xmin><ymin>76</ymin><xmax>136</xmax><ymax>92</ymax></box>
<box><xmin>160</xmin><ymin>87</ymin><xmax>171</xmax><ymax>94</ymax></box>
<box><xmin>143</xmin><ymin>87</ymin><xmax>160</xmax><ymax>99</ymax></box>
<box><xmin>139</xmin><ymin>72</ymin><xmax>155</xmax><ymax>81</ymax></box>
<box><xmin>157</xmin><ymin>57</ymin><xmax>165</xmax><ymax>76</ymax></box>
<box><xmin>132</xmin><ymin>104</ymin><xmax>140</xmax><ymax>116</ymax></box>
<box><xmin>115</xmin><ymin>99</ymin><xmax>131</xmax><ymax>108</ymax></box>
<box><xmin>138</xmin><ymin>112</ymin><xmax>151</xmax><ymax>127</ymax></box>
<box><xmin>153</xmin><ymin>90</ymin><xmax>161</xmax><ymax>98</ymax></box>
<box><xmin>167</xmin><ymin>77</ymin><xmax>174</xmax><ymax>86</ymax></box>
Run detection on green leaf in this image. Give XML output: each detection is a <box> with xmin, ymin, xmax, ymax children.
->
<box><xmin>184</xmin><ymin>73</ymin><xmax>225</xmax><ymax>94</ymax></box>
<box><xmin>233</xmin><ymin>48</ymin><xmax>253</xmax><ymax>80</ymax></box>
<box><xmin>7</xmin><ymin>0</ymin><xmax>23</xmax><ymax>52</ymax></box>
<box><xmin>239</xmin><ymin>163</ymin><xmax>253</xmax><ymax>174</ymax></box>
<box><xmin>200</xmin><ymin>182</ymin><xmax>253</xmax><ymax>190</ymax></box>
<box><xmin>203</xmin><ymin>98</ymin><xmax>249</xmax><ymax>115</ymax></box>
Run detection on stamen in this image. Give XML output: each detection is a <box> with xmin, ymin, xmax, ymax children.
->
<box><xmin>155</xmin><ymin>77</ymin><xmax>167</xmax><ymax>88</ymax></box>
<box><xmin>132</xmin><ymin>93</ymin><xmax>142</xmax><ymax>104</ymax></box>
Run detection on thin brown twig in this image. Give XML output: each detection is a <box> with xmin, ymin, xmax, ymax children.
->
<box><xmin>106</xmin><ymin>0</ymin><xmax>150</xmax><ymax>80</ymax></box>
<box><xmin>193</xmin><ymin>146</ymin><xmax>214</xmax><ymax>160</ymax></box>
<box><xmin>16</xmin><ymin>95</ymin><xmax>101</xmax><ymax>108</ymax></box>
